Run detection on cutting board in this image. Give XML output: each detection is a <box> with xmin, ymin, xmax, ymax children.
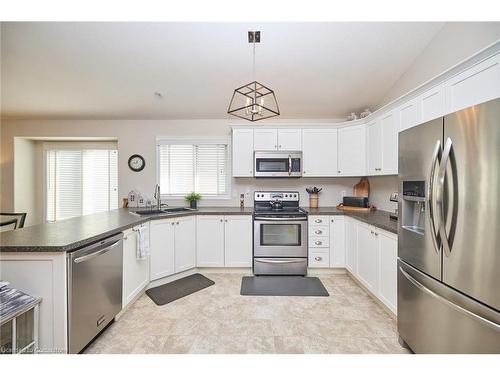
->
<box><xmin>353</xmin><ymin>177</ymin><xmax>370</xmax><ymax>198</ymax></box>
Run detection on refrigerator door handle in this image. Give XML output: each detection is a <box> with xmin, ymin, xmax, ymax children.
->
<box><xmin>399</xmin><ymin>266</ymin><xmax>500</xmax><ymax>333</ymax></box>
<box><xmin>427</xmin><ymin>140</ymin><xmax>441</xmax><ymax>254</ymax></box>
<box><xmin>436</xmin><ymin>137</ymin><xmax>453</xmax><ymax>257</ymax></box>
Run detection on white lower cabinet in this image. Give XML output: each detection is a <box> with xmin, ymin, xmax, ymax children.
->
<box><xmin>345</xmin><ymin>217</ymin><xmax>358</xmax><ymax>274</ymax></box>
<box><xmin>356</xmin><ymin>223</ymin><xmax>379</xmax><ymax>294</ymax></box>
<box><xmin>149</xmin><ymin>219</ymin><xmax>175</xmax><ymax>280</ymax></box>
<box><xmin>149</xmin><ymin>216</ymin><xmax>195</xmax><ymax>280</ymax></box>
<box><xmin>329</xmin><ymin>216</ymin><xmax>345</xmax><ymax>267</ymax></box>
<box><xmin>378</xmin><ymin>231</ymin><xmax>398</xmax><ymax>314</ymax></box>
<box><xmin>196</xmin><ymin>215</ymin><xmax>252</xmax><ymax>268</ymax></box>
<box><xmin>122</xmin><ymin>223</ymin><xmax>150</xmax><ymax>308</ymax></box>
<box><xmin>224</xmin><ymin>216</ymin><xmax>252</xmax><ymax>267</ymax></box>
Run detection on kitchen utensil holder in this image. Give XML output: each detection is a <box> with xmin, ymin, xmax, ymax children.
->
<box><xmin>309</xmin><ymin>193</ymin><xmax>318</xmax><ymax>208</ymax></box>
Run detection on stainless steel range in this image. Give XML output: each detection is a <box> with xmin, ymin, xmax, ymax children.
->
<box><xmin>253</xmin><ymin>191</ymin><xmax>308</xmax><ymax>275</ymax></box>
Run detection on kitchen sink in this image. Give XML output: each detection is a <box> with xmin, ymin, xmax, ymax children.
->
<box><xmin>133</xmin><ymin>208</ymin><xmax>196</xmax><ymax>216</ymax></box>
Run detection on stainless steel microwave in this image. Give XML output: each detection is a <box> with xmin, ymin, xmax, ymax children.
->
<box><xmin>254</xmin><ymin>151</ymin><xmax>302</xmax><ymax>177</ymax></box>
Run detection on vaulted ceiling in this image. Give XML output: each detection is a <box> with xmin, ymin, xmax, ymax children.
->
<box><xmin>1</xmin><ymin>22</ymin><xmax>444</xmax><ymax>119</ymax></box>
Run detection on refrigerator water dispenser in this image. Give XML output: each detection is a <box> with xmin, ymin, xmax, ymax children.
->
<box><xmin>401</xmin><ymin>180</ymin><xmax>426</xmax><ymax>235</ymax></box>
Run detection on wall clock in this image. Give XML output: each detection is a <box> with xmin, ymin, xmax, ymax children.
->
<box><xmin>128</xmin><ymin>154</ymin><xmax>145</xmax><ymax>172</ymax></box>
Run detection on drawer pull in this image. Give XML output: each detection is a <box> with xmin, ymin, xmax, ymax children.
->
<box><xmin>314</xmin><ymin>256</ymin><xmax>322</xmax><ymax>261</ymax></box>
<box><xmin>315</xmin><ymin>241</ymin><xmax>322</xmax><ymax>245</ymax></box>
<box><xmin>314</xmin><ymin>219</ymin><xmax>322</xmax><ymax>223</ymax></box>
<box><xmin>314</xmin><ymin>230</ymin><xmax>322</xmax><ymax>234</ymax></box>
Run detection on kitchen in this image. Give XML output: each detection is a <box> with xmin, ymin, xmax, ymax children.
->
<box><xmin>1</xmin><ymin>4</ymin><xmax>500</xmax><ymax>372</ymax></box>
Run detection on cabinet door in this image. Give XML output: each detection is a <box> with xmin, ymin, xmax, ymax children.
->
<box><xmin>232</xmin><ymin>128</ymin><xmax>254</xmax><ymax>177</ymax></box>
<box><xmin>356</xmin><ymin>224</ymin><xmax>379</xmax><ymax>294</ymax></box>
<box><xmin>196</xmin><ymin>216</ymin><xmax>224</xmax><ymax>267</ymax></box>
<box><xmin>122</xmin><ymin>224</ymin><xmax>150</xmax><ymax>307</ymax></box>
<box><xmin>345</xmin><ymin>218</ymin><xmax>357</xmax><ymax>274</ymax></box>
<box><xmin>329</xmin><ymin>216</ymin><xmax>345</xmax><ymax>267</ymax></box>
<box><xmin>277</xmin><ymin>129</ymin><xmax>302</xmax><ymax>150</ymax></box>
<box><xmin>446</xmin><ymin>54</ymin><xmax>500</xmax><ymax>113</ymax></box>
<box><xmin>338</xmin><ymin>124</ymin><xmax>366</xmax><ymax>176</ymax></box>
<box><xmin>254</xmin><ymin>128</ymin><xmax>278</xmax><ymax>150</ymax></box>
<box><xmin>366</xmin><ymin>119</ymin><xmax>382</xmax><ymax>175</ymax></box>
<box><xmin>302</xmin><ymin>129</ymin><xmax>338</xmax><ymax>177</ymax></box>
<box><xmin>381</xmin><ymin>111</ymin><xmax>398</xmax><ymax>175</ymax></box>
<box><xmin>224</xmin><ymin>215</ymin><xmax>252</xmax><ymax>267</ymax></box>
<box><xmin>150</xmin><ymin>219</ymin><xmax>175</xmax><ymax>280</ymax></box>
<box><xmin>378</xmin><ymin>231</ymin><xmax>398</xmax><ymax>314</ymax></box>
<box><xmin>174</xmin><ymin>216</ymin><xmax>196</xmax><ymax>273</ymax></box>
<box><xmin>399</xmin><ymin>99</ymin><xmax>421</xmax><ymax>131</ymax></box>
<box><xmin>419</xmin><ymin>83</ymin><xmax>445</xmax><ymax>123</ymax></box>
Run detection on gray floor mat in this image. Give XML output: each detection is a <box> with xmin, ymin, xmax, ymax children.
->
<box><xmin>240</xmin><ymin>276</ymin><xmax>329</xmax><ymax>296</ymax></box>
<box><xmin>146</xmin><ymin>273</ymin><xmax>214</xmax><ymax>305</ymax></box>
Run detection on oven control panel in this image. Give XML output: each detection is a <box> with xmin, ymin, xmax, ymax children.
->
<box><xmin>254</xmin><ymin>191</ymin><xmax>299</xmax><ymax>201</ymax></box>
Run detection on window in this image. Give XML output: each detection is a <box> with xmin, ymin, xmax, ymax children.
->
<box><xmin>157</xmin><ymin>139</ymin><xmax>229</xmax><ymax>196</ymax></box>
<box><xmin>45</xmin><ymin>143</ymin><xmax>118</xmax><ymax>221</ymax></box>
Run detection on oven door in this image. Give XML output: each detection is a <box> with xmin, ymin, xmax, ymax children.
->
<box><xmin>254</xmin><ymin>152</ymin><xmax>302</xmax><ymax>177</ymax></box>
<box><xmin>253</xmin><ymin>217</ymin><xmax>308</xmax><ymax>257</ymax></box>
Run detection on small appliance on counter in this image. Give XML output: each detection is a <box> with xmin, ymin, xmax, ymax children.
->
<box><xmin>336</xmin><ymin>177</ymin><xmax>375</xmax><ymax>212</ymax></box>
<box><xmin>389</xmin><ymin>192</ymin><xmax>399</xmax><ymax>220</ymax></box>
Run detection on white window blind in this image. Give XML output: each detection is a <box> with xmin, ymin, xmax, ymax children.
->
<box><xmin>158</xmin><ymin>142</ymin><xmax>228</xmax><ymax>196</ymax></box>
<box><xmin>46</xmin><ymin>148</ymin><xmax>118</xmax><ymax>221</ymax></box>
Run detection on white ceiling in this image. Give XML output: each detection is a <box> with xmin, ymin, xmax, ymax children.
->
<box><xmin>0</xmin><ymin>22</ymin><xmax>444</xmax><ymax>120</ymax></box>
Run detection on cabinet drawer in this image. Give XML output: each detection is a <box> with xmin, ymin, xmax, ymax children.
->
<box><xmin>309</xmin><ymin>236</ymin><xmax>329</xmax><ymax>248</ymax></box>
<box><xmin>309</xmin><ymin>250</ymin><xmax>330</xmax><ymax>268</ymax></box>
<box><xmin>309</xmin><ymin>216</ymin><xmax>328</xmax><ymax>225</ymax></box>
<box><xmin>309</xmin><ymin>227</ymin><xmax>328</xmax><ymax>236</ymax></box>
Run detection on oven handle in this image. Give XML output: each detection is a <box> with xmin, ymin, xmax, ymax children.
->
<box><xmin>255</xmin><ymin>258</ymin><xmax>306</xmax><ymax>264</ymax></box>
<box><xmin>254</xmin><ymin>217</ymin><xmax>308</xmax><ymax>222</ymax></box>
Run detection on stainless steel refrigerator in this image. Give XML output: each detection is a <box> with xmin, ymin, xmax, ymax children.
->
<box><xmin>398</xmin><ymin>98</ymin><xmax>500</xmax><ymax>353</ymax></box>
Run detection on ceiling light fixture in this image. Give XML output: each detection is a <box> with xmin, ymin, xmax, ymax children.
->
<box><xmin>227</xmin><ymin>31</ymin><xmax>280</xmax><ymax>122</ymax></box>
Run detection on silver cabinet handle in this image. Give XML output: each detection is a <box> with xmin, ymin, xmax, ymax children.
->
<box><xmin>314</xmin><ymin>230</ymin><xmax>322</xmax><ymax>234</ymax></box>
<box><xmin>220</xmin><ymin>219</ymin><xmax>223</xmax><ymax>222</ymax></box>
<box><xmin>400</xmin><ymin>266</ymin><xmax>500</xmax><ymax>333</ymax></box>
<box><xmin>171</xmin><ymin>222</ymin><xmax>175</xmax><ymax>226</ymax></box>
<box><xmin>315</xmin><ymin>241</ymin><xmax>322</xmax><ymax>245</ymax></box>
<box><xmin>338</xmin><ymin>170</ymin><xmax>341</xmax><ymax>174</ymax></box>
<box><xmin>74</xmin><ymin>240</ymin><xmax>120</xmax><ymax>263</ymax></box>
<box><xmin>314</xmin><ymin>256</ymin><xmax>322</xmax><ymax>261</ymax></box>
<box><xmin>374</xmin><ymin>232</ymin><xmax>379</xmax><ymax>236</ymax></box>
<box><xmin>436</xmin><ymin>137</ymin><xmax>453</xmax><ymax>257</ymax></box>
<box><xmin>314</xmin><ymin>219</ymin><xmax>322</xmax><ymax>223</ymax></box>
<box><xmin>427</xmin><ymin>139</ymin><xmax>442</xmax><ymax>254</ymax></box>
<box><xmin>176</xmin><ymin>222</ymin><xmax>180</xmax><ymax>225</ymax></box>
<box><xmin>255</xmin><ymin>259</ymin><xmax>304</xmax><ymax>264</ymax></box>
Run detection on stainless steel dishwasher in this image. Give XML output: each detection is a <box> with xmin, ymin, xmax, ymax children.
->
<box><xmin>67</xmin><ymin>233</ymin><xmax>123</xmax><ymax>353</ymax></box>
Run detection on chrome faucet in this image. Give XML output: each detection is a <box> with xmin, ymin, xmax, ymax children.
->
<box><xmin>154</xmin><ymin>184</ymin><xmax>161</xmax><ymax>210</ymax></box>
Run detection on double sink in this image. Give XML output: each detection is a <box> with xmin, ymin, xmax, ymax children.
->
<box><xmin>132</xmin><ymin>207</ymin><xmax>197</xmax><ymax>216</ymax></box>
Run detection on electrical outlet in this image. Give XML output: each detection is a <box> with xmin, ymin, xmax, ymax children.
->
<box><xmin>390</xmin><ymin>192</ymin><xmax>399</xmax><ymax>202</ymax></box>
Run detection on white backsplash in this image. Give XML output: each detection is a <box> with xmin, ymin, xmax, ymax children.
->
<box><xmin>164</xmin><ymin>175</ymin><xmax>399</xmax><ymax>213</ymax></box>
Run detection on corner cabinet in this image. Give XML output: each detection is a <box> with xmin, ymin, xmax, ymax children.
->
<box><xmin>329</xmin><ymin>216</ymin><xmax>345</xmax><ymax>267</ymax></box>
<box><xmin>232</xmin><ymin>128</ymin><xmax>254</xmax><ymax>177</ymax></box>
<box><xmin>338</xmin><ymin>124</ymin><xmax>366</xmax><ymax>176</ymax></box>
<box><xmin>302</xmin><ymin>129</ymin><xmax>338</xmax><ymax>177</ymax></box>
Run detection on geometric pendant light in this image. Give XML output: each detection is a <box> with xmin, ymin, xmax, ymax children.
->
<box><xmin>227</xmin><ymin>31</ymin><xmax>280</xmax><ymax>121</ymax></box>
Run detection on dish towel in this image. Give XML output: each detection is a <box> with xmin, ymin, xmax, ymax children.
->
<box><xmin>136</xmin><ymin>225</ymin><xmax>150</xmax><ymax>260</ymax></box>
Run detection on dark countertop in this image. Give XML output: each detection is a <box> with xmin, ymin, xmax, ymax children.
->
<box><xmin>0</xmin><ymin>206</ymin><xmax>396</xmax><ymax>253</ymax></box>
<box><xmin>0</xmin><ymin>207</ymin><xmax>252</xmax><ymax>253</ymax></box>
<box><xmin>305</xmin><ymin>207</ymin><xmax>398</xmax><ymax>234</ymax></box>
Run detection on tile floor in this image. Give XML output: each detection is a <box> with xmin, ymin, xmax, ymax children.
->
<box><xmin>84</xmin><ymin>273</ymin><xmax>410</xmax><ymax>354</ymax></box>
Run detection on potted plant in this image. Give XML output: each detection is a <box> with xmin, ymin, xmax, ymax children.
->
<box><xmin>185</xmin><ymin>192</ymin><xmax>201</xmax><ymax>209</ymax></box>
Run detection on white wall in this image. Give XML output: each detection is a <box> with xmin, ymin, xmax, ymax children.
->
<box><xmin>380</xmin><ymin>22</ymin><xmax>500</xmax><ymax>107</ymax></box>
<box><xmin>1</xmin><ymin>119</ymin><xmax>397</xmax><ymax>216</ymax></box>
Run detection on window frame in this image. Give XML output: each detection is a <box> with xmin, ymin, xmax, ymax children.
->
<box><xmin>43</xmin><ymin>142</ymin><xmax>118</xmax><ymax>222</ymax></box>
<box><xmin>156</xmin><ymin>136</ymin><xmax>232</xmax><ymax>200</ymax></box>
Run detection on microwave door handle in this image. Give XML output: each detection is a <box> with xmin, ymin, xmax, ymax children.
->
<box><xmin>288</xmin><ymin>155</ymin><xmax>292</xmax><ymax>175</ymax></box>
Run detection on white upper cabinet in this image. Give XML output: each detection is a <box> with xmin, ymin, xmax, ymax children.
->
<box><xmin>338</xmin><ymin>124</ymin><xmax>366</xmax><ymax>176</ymax></box>
<box><xmin>366</xmin><ymin>119</ymin><xmax>382</xmax><ymax>175</ymax></box>
<box><xmin>302</xmin><ymin>128</ymin><xmax>338</xmax><ymax>177</ymax></box>
<box><xmin>254</xmin><ymin>128</ymin><xmax>278</xmax><ymax>150</ymax></box>
<box><xmin>232</xmin><ymin>128</ymin><xmax>254</xmax><ymax>177</ymax></box>
<box><xmin>196</xmin><ymin>216</ymin><xmax>225</xmax><ymax>267</ymax></box>
<box><xmin>380</xmin><ymin>111</ymin><xmax>398</xmax><ymax>175</ymax></box>
<box><xmin>174</xmin><ymin>216</ymin><xmax>196</xmax><ymax>273</ymax></box>
<box><xmin>399</xmin><ymin>98</ymin><xmax>421</xmax><ymax>132</ymax></box>
<box><xmin>445</xmin><ymin>54</ymin><xmax>500</xmax><ymax>113</ymax></box>
<box><xmin>224</xmin><ymin>215</ymin><xmax>253</xmax><ymax>267</ymax></box>
<box><xmin>150</xmin><ymin>219</ymin><xmax>175</xmax><ymax>281</ymax></box>
<box><xmin>419</xmin><ymin>83</ymin><xmax>446</xmax><ymax>123</ymax></box>
<box><xmin>277</xmin><ymin>129</ymin><xmax>302</xmax><ymax>150</ymax></box>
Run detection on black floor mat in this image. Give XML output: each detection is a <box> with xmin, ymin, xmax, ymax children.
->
<box><xmin>146</xmin><ymin>273</ymin><xmax>214</xmax><ymax>305</ymax></box>
<box><xmin>240</xmin><ymin>276</ymin><xmax>329</xmax><ymax>297</ymax></box>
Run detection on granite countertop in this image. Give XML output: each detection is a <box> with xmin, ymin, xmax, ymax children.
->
<box><xmin>0</xmin><ymin>205</ymin><xmax>396</xmax><ymax>253</ymax></box>
<box><xmin>305</xmin><ymin>207</ymin><xmax>398</xmax><ymax>234</ymax></box>
<box><xmin>0</xmin><ymin>207</ymin><xmax>252</xmax><ymax>253</ymax></box>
